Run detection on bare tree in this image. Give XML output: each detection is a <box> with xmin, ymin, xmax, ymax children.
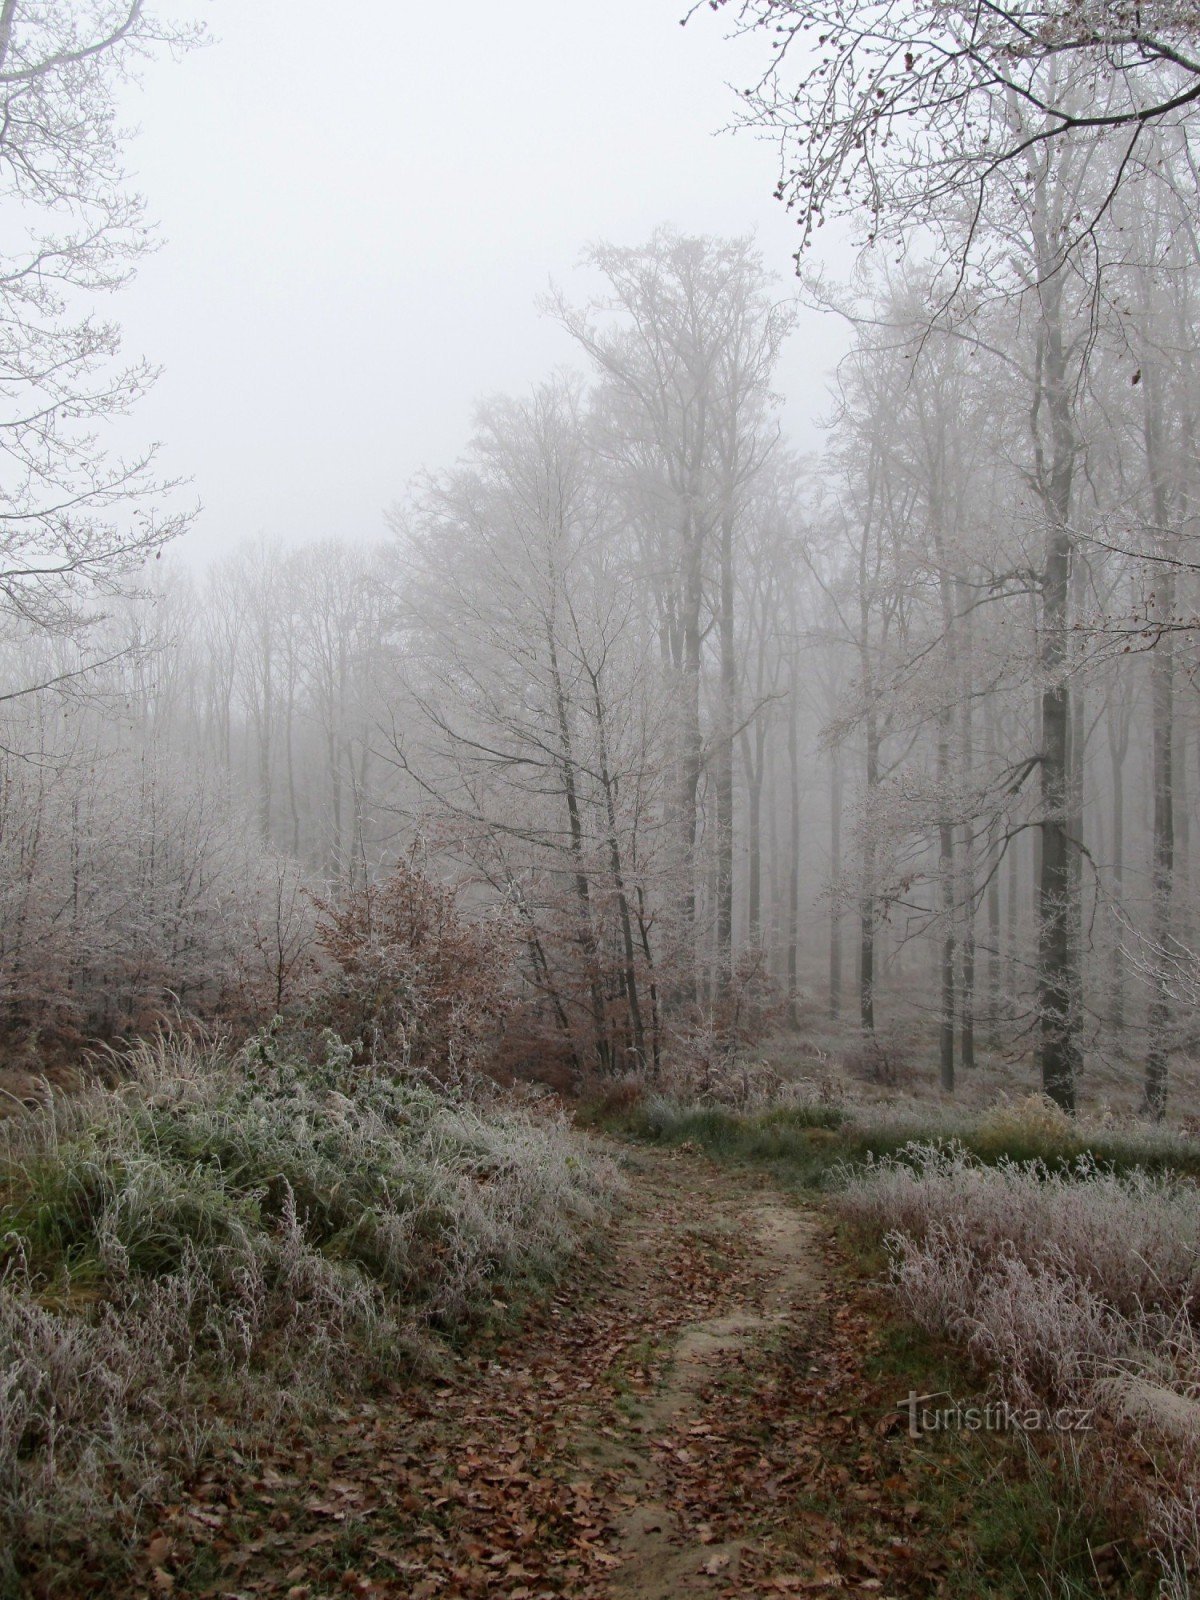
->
<box><xmin>695</xmin><ymin>0</ymin><xmax>1200</xmax><ymax>277</ymax></box>
<box><xmin>550</xmin><ymin>231</ymin><xmax>791</xmax><ymax>998</ymax></box>
<box><xmin>0</xmin><ymin>2</ymin><xmax>200</xmax><ymax>685</ymax></box>
<box><xmin>386</xmin><ymin>376</ymin><xmax>671</xmax><ymax>1073</ymax></box>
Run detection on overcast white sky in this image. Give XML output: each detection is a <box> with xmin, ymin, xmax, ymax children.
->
<box><xmin>118</xmin><ymin>0</ymin><xmax>850</xmax><ymax>560</ymax></box>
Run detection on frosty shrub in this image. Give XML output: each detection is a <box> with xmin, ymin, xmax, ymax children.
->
<box><xmin>0</xmin><ymin>1027</ymin><xmax>616</xmax><ymax>1593</ymax></box>
<box><xmin>311</xmin><ymin>858</ymin><xmax>516</xmax><ymax>1076</ymax></box>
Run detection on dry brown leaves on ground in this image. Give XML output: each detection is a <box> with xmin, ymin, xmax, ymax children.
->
<box><xmin>113</xmin><ymin>1142</ymin><xmax>1142</xmax><ymax>1600</ymax></box>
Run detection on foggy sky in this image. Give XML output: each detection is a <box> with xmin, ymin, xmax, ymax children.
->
<box><xmin>117</xmin><ymin>1</ymin><xmax>848</xmax><ymax>559</ymax></box>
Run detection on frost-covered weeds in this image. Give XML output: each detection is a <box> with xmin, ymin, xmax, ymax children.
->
<box><xmin>835</xmin><ymin>1117</ymin><xmax>1200</xmax><ymax>1591</ymax></box>
<box><xmin>630</xmin><ymin>1077</ymin><xmax>1200</xmax><ymax>1186</ymax></box>
<box><xmin>838</xmin><ymin>1142</ymin><xmax>1200</xmax><ymax>1331</ymax></box>
<box><xmin>0</xmin><ymin>1028</ymin><xmax>616</xmax><ymax>1593</ymax></box>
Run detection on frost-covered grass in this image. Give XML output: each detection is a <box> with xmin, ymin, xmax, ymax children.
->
<box><xmin>838</xmin><ymin>1141</ymin><xmax>1200</xmax><ymax>1393</ymax></box>
<box><xmin>0</xmin><ymin>1028</ymin><xmax>616</xmax><ymax>1596</ymax></box>
<box><xmin>601</xmin><ymin>1082</ymin><xmax>1200</xmax><ymax>1589</ymax></box>
<box><xmin>834</xmin><ymin>1131</ymin><xmax>1200</xmax><ymax>1594</ymax></box>
<box><xmin>606</xmin><ymin>1085</ymin><xmax>1200</xmax><ymax>1187</ymax></box>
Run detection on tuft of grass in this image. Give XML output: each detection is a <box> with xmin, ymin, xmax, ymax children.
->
<box><xmin>0</xmin><ymin>1026</ymin><xmax>617</xmax><ymax>1596</ymax></box>
<box><xmin>834</xmin><ymin>1139</ymin><xmax>1200</xmax><ymax>1594</ymax></box>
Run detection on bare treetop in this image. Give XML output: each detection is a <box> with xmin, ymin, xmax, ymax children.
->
<box><xmin>0</xmin><ymin>1</ymin><xmax>202</xmax><ymax>671</ymax></box>
<box><xmin>695</xmin><ymin>0</ymin><xmax>1200</xmax><ymax>268</ymax></box>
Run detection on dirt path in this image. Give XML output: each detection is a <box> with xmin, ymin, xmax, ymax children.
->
<box><xmin>567</xmin><ymin>1146</ymin><xmax>821</xmax><ymax>1600</ymax></box>
<box><xmin>156</xmin><ymin>1141</ymin><xmax>936</xmax><ymax>1599</ymax></box>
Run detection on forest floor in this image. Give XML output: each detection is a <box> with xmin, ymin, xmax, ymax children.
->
<box><xmin>142</xmin><ymin>1137</ymin><xmax>1144</xmax><ymax>1600</ymax></box>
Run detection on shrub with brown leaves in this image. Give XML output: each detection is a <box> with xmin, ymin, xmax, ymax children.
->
<box><xmin>311</xmin><ymin>859</ymin><xmax>515</xmax><ymax>1079</ymax></box>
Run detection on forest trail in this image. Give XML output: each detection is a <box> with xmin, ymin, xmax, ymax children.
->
<box><xmin>569</xmin><ymin>1147</ymin><xmax>820</xmax><ymax>1600</ymax></box>
<box><xmin>161</xmin><ymin>1143</ymin><xmax>935</xmax><ymax>1600</ymax></box>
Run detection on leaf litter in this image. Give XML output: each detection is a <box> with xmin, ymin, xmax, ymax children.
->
<box><xmin>126</xmin><ymin>1141</ymin><xmax>1061</xmax><ymax>1599</ymax></box>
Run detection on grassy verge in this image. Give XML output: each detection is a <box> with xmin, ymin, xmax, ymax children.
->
<box><xmin>593</xmin><ymin>1091</ymin><xmax>1200</xmax><ymax>1188</ymax></box>
<box><xmin>592</xmin><ymin>1087</ymin><xmax>1199</xmax><ymax>1594</ymax></box>
<box><xmin>771</xmin><ymin>1251</ymin><xmax>1160</xmax><ymax>1598</ymax></box>
<box><xmin>833</xmin><ymin>1139</ymin><xmax>1200</xmax><ymax>1595</ymax></box>
<box><xmin>0</xmin><ymin>1027</ymin><xmax>617</xmax><ymax>1598</ymax></box>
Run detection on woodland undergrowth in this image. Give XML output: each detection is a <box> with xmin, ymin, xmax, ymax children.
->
<box><xmin>602</xmin><ymin>1068</ymin><xmax>1200</xmax><ymax>1596</ymax></box>
<box><xmin>0</xmin><ymin>1026</ymin><xmax>616</xmax><ymax>1597</ymax></box>
<box><xmin>836</xmin><ymin>1128</ymin><xmax>1200</xmax><ymax>1599</ymax></box>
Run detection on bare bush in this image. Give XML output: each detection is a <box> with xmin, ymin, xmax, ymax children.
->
<box><xmin>842</xmin><ymin>1033</ymin><xmax>915</xmax><ymax>1090</ymax></box>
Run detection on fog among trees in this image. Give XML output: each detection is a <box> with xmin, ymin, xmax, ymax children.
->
<box><xmin>13</xmin><ymin>5</ymin><xmax>1200</xmax><ymax>1597</ymax></box>
<box><xmin>3</xmin><ymin>2</ymin><xmax>1200</xmax><ymax>1125</ymax></box>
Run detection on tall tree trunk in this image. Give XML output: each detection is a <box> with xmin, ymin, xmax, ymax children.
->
<box><xmin>1006</xmin><ymin>815</ymin><xmax>1020</xmax><ymax>1018</ymax></box>
<box><xmin>936</xmin><ymin>708</ymin><xmax>956</xmax><ymax>1092</ymax></box>
<box><xmin>588</xmin><ymin>665</ymin><xmax>646</xmax><ymax>1068</ymax></box>
<box><xmin>932</xmin><ymin>533</ymin><xmax>957</xmax><ymax>1087</ymax></box>
<box><xmin>786</xmin><ymin>681</ymin><xmax>801</xmax><ymax>1025</ymax></box>
<box><xmin>1145</xmin><ymin>618</ymin><xmax>1175</xmax><ymax>1118</ymax></box>
<box><xmin>1031</xmin><ymin>632</ymin><xmax>1043</xmax><ymax>924</ymax></box>
<box><xmin>766</xmin><ymin>743</ymin><xmax>782</xmax><ymax>978</ymax></box>
<box><xmin>634</xmin><ymin>886</ymin><xmax>662</xmax><ymax>1076</ymax></box>
<box><xmin>1034</xmin><ymin>266</ymin><xmax>1081</xmax><ymax>1113</ymax></box>
<box><xmin>547</xmin><ymin>620</ymin><xmax>608</xmax><ymax>1071</ymax></box>
<box><xmin>1143</xmin><ymin>356</ymin><xmax>1176</xmax><ymax>1118</ymax></box>
<box><xmin>743</xmin><ymin>721</ymin><xmax>765</xmax><ymax>943</ymax></box>
<box><xmin>1067</xmin><ymin>557</ymin><xmax>1087</xmax><ymax>1078</ymax></box>
<box><xmin>1039</xmin><ymin>529</ymin><xmax>1078</xmax><ymax>1111</ymax></box>
<box><xmin>985</xmin><ymin>702</ymin><xmax>1002</xmax><ymax>1044</ymax></box>
<box><xmin>678</xmin><ymin>497</ymin><xmax>705</xmax><ymax>973</ymax></box>
<box><xmin>1175</xmin><ymin>719</ymin><xmax>1191</xmax><ymax>952</ymax></box>
<box><xmin>829</xmin><ymin>742</ymin><xmax>843</xmax><ymax>1018</ymax></box>
<box><xmin>715</xmin><ymin>505</ymin><xmax>736</xmax><ymax>991</ymax></box>
<box><xmin>1106</xmin><ymin>685</ymin><xmax>1128</xmax><ymax>1033</ymax></box>
<box><xmin>956</xmin><ymin>576</ymin><xmax>976</xmax><ymax>1070</ymax></box>
<box><xmin>860</xmin><ymin>713</ymin><xmax>879</xmax><ymax>1036</ymax></box>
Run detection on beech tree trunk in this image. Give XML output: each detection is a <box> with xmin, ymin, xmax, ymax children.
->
<box><xmin>860</xmin><ymin>711</ymin><xmax>879</xmax><ymax>1036</ymax></box>
<box><xmin>829</xmin><ymin>743</ymin><xmax>843</xmax><ymax>1018</ymax></box>
<box><xmin>956</xmin><ymin>576</ymin><xmax>976</xmax><ymax>1070</ymax></box>
<box><xmin>1106</xmin><ymin>683</ymin><xmax>1129</xmax><ymax>1033</ymax></box>
<box><xmin>715</xmin><ymin>504</ymin><xmax>736</xmax><ymax>992</ymax></box>
<box><xmin>1143</xmin><ymin>356</ymin><xmax>1176</xmax><ymax>1118</ymax></box>
<box><xmin>786</xmin><ymin>675</ymin><xmax>801</xmax><ymax>1024</ymax></box>
<box><xmin>1034</xmin><ymin>254</ymin><xmax>1081</xmax><ymax>1114</ymax></box>
<box><xmin>984</xmin><ymin>702</ymin><xmax>1002</xmax><ymax>1044</ymax></box>
<box><xmin>937</xmin><ymin>714</ymin><xmax>956</xmax><ymax>1091</ymax></box>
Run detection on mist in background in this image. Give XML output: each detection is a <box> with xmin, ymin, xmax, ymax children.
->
<box><xmin>116</xmin><ymin>0</ymin><xmax>845</xmax><ymax>558</ymax></box>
